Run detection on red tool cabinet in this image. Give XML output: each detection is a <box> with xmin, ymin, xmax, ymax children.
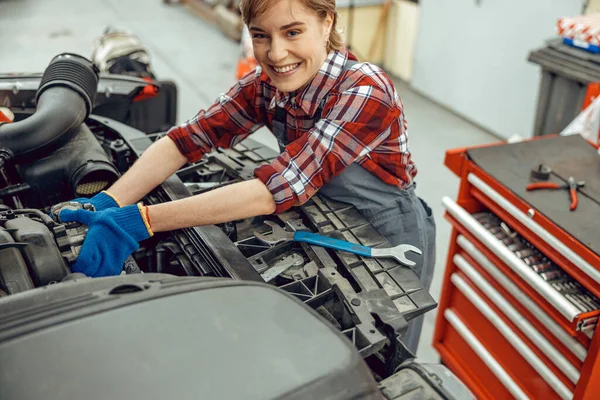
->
<box><xmin>433</xmin><ymin>135</ymin><xmax>600</xmax><ymax>400</ymax></box>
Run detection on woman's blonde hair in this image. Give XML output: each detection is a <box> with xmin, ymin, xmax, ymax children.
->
<box><xmin>239</xmin><ymin>0</ymin><xmax>344</xmax><ymax>53</ymax></box>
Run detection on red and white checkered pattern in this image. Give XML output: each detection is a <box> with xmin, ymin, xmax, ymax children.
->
<box><xmin>558</xmin><ymin>14</ymin><xmax>600</xmax><ymax>46</ymax></box>
<box><xmin>167</xmin><ymin>49</ymin><xmax>416</xmax><ymax>213</ymax></box>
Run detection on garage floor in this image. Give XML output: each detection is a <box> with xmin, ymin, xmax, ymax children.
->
<box><xmin>1</xmin><ymin>0</ymin><xmax>500</xmax><ymax>363</ymax></box>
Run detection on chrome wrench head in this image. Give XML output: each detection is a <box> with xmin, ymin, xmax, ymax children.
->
<box><xmin>371</xmin><ymin>244</ymin><xmax>422</xmax><ymax>267</ymax></box>
<box><xmin>392</xmin><ymin>244</ymin><xmax>422</xmax><ymax>267</ymax></box>
<box><xmin>254</xmin><ymin>221</ymin><xmax>293</xmax><ymax>245</ymax></box>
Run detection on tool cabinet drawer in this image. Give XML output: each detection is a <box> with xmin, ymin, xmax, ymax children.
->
<box><xmin>438</xmin><ymin>309</ymin><xmax>526</xmax><ymax>400</ymax></box>
<box><xmin>465</xmin><ymin>171</ymin><xmax>600</xmax><ymax>303</ymax></box>
<box><xmin>442</xmin><ymin>195</ymin><xmax>600</xmax><ymax>337</ymax></box>
<box><xmin>442</xmin><ymin>268</ymin><xmax>575</xmax><ymax>399</ymax></box>
<box><xmin>453</xmin><ymin>251</ymin><xmax>582</xmax><ymax>384</ymax></box>
<box><xmin>456</xmin><ymin>236</ymin><xmax>587</xmax><ymax>366</ymax></box>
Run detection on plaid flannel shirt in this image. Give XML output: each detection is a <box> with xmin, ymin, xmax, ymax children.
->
<box><xmin>167</xmin><ymin>49</ymin><xmax>417</xmax><ymax>213</ymax></box>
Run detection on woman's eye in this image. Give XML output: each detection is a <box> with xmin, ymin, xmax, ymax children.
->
<box><xmin>287</xmin><ymin>30</ymin><xmax>301</xmax><ymax>37</ymax></box>
<box><xmin>252</xmin><ymin>33</ymin><xmax>266</xmax><ymax>39</ymax></box>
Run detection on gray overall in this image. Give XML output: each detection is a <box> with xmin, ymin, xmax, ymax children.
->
<box><xmin>271</xmin><ymin>63</ymin><xmax>436</xmax><ymax>355</ymax></box>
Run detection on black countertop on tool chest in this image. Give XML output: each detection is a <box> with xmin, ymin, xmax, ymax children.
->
<box><xmin>466</xmin><ymin>135</ymin><xmax>600</xmax><ymax>256</ymax></box>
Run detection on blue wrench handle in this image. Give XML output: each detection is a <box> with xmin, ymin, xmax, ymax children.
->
<box><xmin>293</xmin><ymin>231</ymin><xmax>372</xmax><ymax>257</ymax></box>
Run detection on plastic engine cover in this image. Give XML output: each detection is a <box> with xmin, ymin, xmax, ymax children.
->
<box><xmin>0</xmin><ymin>227</ymin><xmax>33</xmax><ymax>294</ymax></box>
<box><xmin>0</xmin><ymin>275</ymin><xmax>381</xmax><ymax>400</ymax></box>
<box><xmin>4</xmin><ymin>217</ymin><xmax>68</xmax><ymax>286</ymax></box>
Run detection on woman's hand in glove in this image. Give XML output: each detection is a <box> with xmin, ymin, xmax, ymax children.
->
<box><xmin>59</xmin><ymin>203</ymin><xmax>153</xmax><ymax>277</ymax></box>
<box><xmin>72</xmin><ymin>190</ymin><xmax>122</xmax><ymax>211</ymax></box>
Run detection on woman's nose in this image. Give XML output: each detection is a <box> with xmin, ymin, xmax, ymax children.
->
<box><xmin>268</xmin><ymin>37</ymin><xmax>288</xmax><ymax>63</ymax></box>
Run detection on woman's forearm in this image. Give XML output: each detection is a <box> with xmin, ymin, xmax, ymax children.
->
<box><xmin>107</xmin><ymin>136</ymin><xmax>188</xmax><ymax>206</ymax></box>
<box><xmin>147</xmin><ymin>179</ymin><xmax>276</xmax><ymax>232</ymax></box>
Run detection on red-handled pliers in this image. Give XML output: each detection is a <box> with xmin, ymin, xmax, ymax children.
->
<box><xmin>526</xmin><ymin>176</ymin><xmax>585</xmax><ymax>211</ymax></box>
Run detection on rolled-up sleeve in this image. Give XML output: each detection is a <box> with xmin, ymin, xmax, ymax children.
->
<box><xmin>167</xmin><ymin>68</ymin><xmax>265</xmax><ymax>163</ymax></box>
<box><xmin>254</xmin><ymin>85</ymin><xmax>398</xmax><ymax>214</ymax></box>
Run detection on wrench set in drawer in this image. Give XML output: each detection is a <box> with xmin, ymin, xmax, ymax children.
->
<box><xmin>472</xmin><ymin>211</ymin><xmax>600</xmax><ymax>314</ymax></box>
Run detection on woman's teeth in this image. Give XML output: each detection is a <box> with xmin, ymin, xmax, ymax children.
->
<box><xmin>273</xmin><ymin>63</ymin><xmax>300</xmax><ymax>73</ymax></box>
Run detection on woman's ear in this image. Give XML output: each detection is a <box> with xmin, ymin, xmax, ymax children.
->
<box><xmin>323</xmin><ymin>12</ymin><xmax>334</xmax><ymax>34</ymax></box>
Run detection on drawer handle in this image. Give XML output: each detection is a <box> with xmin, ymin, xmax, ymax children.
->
<box><xmin>458</xmin><ymin>235</ymin><xmax>587</xmax><ymax>362</ymax></box>
<box><xmin>445</xmin><ymin>309</ymin><xmax>530</xmax><ymax>400</ymax></box>
<box><xmin>451</xmin><ymin>273</ymin><xmax>573</xmax><ymax>399</ymax></box>
<box><xmin>468</xmin><ymin>173</ymin><xmax>600</xmax><ymax>285</ymax></box>
<box><xmin>454</xmin><ymin>254</ymin><xmax>580</xmax><ymax>383</ymax></box>
<box><xmin>442</xmin><ymin>196</ymin><xmax>581</xmax><ymax>321</ymax></box>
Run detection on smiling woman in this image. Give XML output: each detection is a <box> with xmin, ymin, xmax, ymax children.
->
<box><xmin>241</xmin><ymin>0</ymin><xmax>342</xmax><ymax>92</ymax></box>
<box><xmin>56</xmin><ymin>0</ymin><xmax>437</xmax><ymax>357</ymax></box>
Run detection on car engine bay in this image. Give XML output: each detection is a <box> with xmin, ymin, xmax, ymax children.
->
<box><xmin>0</xmin><ymin>50</ymin><xmax>453</xmax><ymax>397</ymax></box>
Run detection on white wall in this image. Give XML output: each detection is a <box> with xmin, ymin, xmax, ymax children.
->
<box><xmin>411</xmin><ymin>0</ymin><xmax>584</xmax><ymax>139</ymax></box>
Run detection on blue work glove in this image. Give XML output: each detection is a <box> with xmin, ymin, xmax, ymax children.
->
<box><xmin>59</xmin><ymin>203</ymin><xmax>153</xmax><ymax>277</ymax></box>
<box><xmin>72</xmin><ymin>191</ymin><xmax>121</xmax><ymax>211</ymax></box>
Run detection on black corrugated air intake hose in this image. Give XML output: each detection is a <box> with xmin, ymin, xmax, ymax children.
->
<box><xmin>0</xmin><ymin>54</ymin><xmax>120</xmax><ymax>206</ymax></box>
<box><xmin>0</xmin><ymin>53</ymin><xmax>99</xmax><ymax>157</ymax></box>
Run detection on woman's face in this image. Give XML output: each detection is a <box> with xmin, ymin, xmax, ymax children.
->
<box><xmin>249</xmin><ymin>0</ymin><xmax>333</xmax><ymax>93</ymax></box>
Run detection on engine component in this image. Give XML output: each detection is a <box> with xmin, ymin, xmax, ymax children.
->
<box><xmin>17</xmin><ymin>123</ymin><xmax>120</xmax><ymax>208</ymax></box>
<box><xmin>122</xmin><ymin>255</ymin><xmax>142</xmax><ymax>274</ymax></box>
<box><xmin>91</xmin><ymin>27</ymin><xmax>155</xmax><ymax>79</ymax></box>
<box><xmin>50</xmin><ymin>201</ymin><xmax>95</xmax><ymax>225</ymax></box>
<box><xmin>0</xmin><ymin>53</ymin><xmax>119</xmax><ymax>208</ymax></box>
<box><xmin>52</xmin><ymin>219</ymin><xmax>89</xmax><ymax>265</ymax></box>
<box><xmin>51</xmin><ymin>206</ymin><xmax>142</xmax><ymax>274</ymax></box>
<box><xmin>380</xmin><ymin>361</ymin><xmax>474</xmax><ymax>399</ymax></box>
<box><xmin>0</xmin><ymin>227</ymin><xmax>33</xmax><ymax>295</ymax></box>
<box><xmin>0</xmin><ymin>53</ymin><xmax>99</xmax><ymax>159</ymax></box>
<box><xmin>5</xmin><ymin>217</ymin><xmax>69</xmax><ymax>286</ymax></box>
<box><xmin>0</xmin><ymin>148</ymin><xmax>13</xmax><ymax>169</ymax></box>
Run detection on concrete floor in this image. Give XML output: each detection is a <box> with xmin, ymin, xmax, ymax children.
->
<box><xmin>1</xmin><ymin>0</ymin><xmax>500</xmax><ymax>363</ymax></box>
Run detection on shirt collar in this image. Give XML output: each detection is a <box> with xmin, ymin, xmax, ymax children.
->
<box><xmin>268</xmin><ymin>49</ymin><xmax>349</xmax><ymax>116</ymax></box>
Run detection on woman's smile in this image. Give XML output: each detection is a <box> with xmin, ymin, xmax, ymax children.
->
<box><xmin>270</xmin><ymin>62</ymin><xmax>302</xmax><ymax>76</ymax></box>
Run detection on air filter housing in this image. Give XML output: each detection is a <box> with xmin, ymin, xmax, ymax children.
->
<box><xmin>17</xmin><ymin>124</ymin><xmax>120</xmax><ymax>208</ymax></box>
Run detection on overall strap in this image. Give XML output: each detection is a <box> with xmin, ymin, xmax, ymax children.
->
<box><xmin>273</xmin><ymin>59</ymin><xmax>360</xmax><ymax>150</ymax></box>
<box><xmin>272</xmin><ymin>104</ymin><xmax>288</xmax><ymax>151</ymax></box>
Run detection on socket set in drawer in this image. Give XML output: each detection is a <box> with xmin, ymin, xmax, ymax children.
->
<box><xmin>472</xmin><ymin>211</ymin><xmax>600</xmax><ymax>313</ymax></box>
